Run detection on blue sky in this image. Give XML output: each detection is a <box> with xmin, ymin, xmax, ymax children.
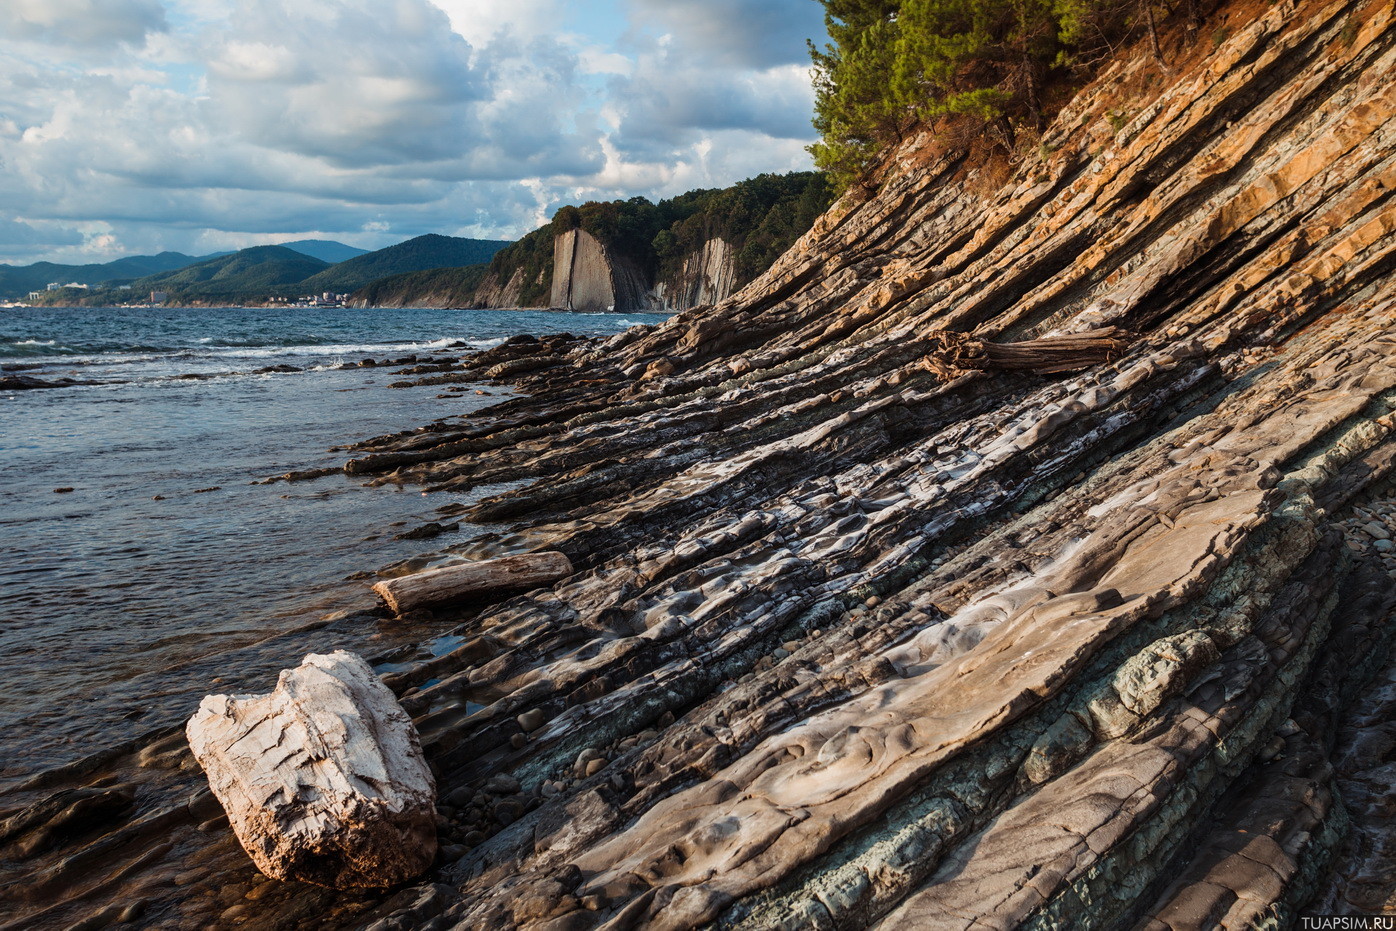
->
<box><xmin>0</xmin><ymin>0</ymin><xmax>826</xmax><ymax>264</ymax></box>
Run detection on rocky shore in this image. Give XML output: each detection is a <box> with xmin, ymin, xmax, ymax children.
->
<box><xmin>2</xmin><ymin>0</ymin><xmax>1395</xmax><ymax>928</ymax></box>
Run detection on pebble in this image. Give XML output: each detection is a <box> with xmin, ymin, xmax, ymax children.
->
<box><xmin>584</xmin><ymin>758</ymin><xmax>608</xmax><ymax>777</ymax></box>
<box><xmin>494</xmin><ymin>799</ymin><xmax>524</xmax><ymax>825</ymax></box>
<box><xmin>573</xmin><ymin>748</ymin><xmax>602</xmax><ymax>776</ymax></box>
<box><xmin>772</xmin><ymin>648</ymin><xmax>791</xmax><ymax>660</ymax></box>
<box><xmin>1376</xmin><ymin>539</ymin><xmax>1393</xmax><ymax>552</ymax></box>
<box><xmin>865</xmin><ymin>596</ymin><xmax>881</xmax><ymax>608</ymax></box>
<box><xmin>118</xmin><ymin>901</ymin><xmax>148</xmax><ymax>923</ymax></box>
<box><xmin>510</xmin><ymin>733</ymin><xmax>529</xmax><ymax>750</ymax></box>
<box><xmin>781</xmin><ymin>640</ymin><xmax>801</xmax><ymax>652</ymax></box>
<box><xmin>484</xmin><ymin>774</ymin><xmax>520</xmax><ymax>795</ymax></box>
<box><xmin>1365</xmin><ymin>521</ymin><xmax>1391</xmax><ymax>540</ymax></box>
<box><xmin>517</xmin><ymin>709</ymin><xmax>546</xmax><ymax>732</ymax></box>
<box><xmin>462</xmin><ymin>830</ymin><xmax>486</xmax><ymax>845</ymax></box>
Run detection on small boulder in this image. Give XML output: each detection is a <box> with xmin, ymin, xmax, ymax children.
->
<box><xmin>186</xmin><ymin>651</ymin><xmax>436</xmax><ymax>889</ymax></box>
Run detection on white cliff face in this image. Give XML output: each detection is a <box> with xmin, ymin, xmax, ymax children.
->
<box><xmin>550</xmin><ymin>229</ymin><xmax>617</xmax><ymax>312</ymax></box>
<box><xmin>653</xmin><ymin>237</ymin><xmax>738</xmax><ymax>312</ymax></box>
<box><xmin>185</xmin><ymin>651</ymin><xmax>437</xmax><ymax>889</ymax></box>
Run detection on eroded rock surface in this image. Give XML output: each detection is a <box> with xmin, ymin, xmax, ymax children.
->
<box><xmin>2</xmin><ymin>0</ymin><xmax>1395</xmax><ymax>928</ymax></box>
<box><xmin>186</xmin><ymin>652</ymin><xmax>436</xmax><ymax>890</ymax></box>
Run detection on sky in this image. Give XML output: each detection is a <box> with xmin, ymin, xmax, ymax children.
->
<box><xmin>0</xmin><ymin>0</ymin><xmax>827</xmax><ymax>265</ymax></box>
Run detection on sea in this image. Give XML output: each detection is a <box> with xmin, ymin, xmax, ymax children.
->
<box><xmin>0</xmin><ymin>305</ymin><xmax>666</xmax><ymax>790</ymax></box>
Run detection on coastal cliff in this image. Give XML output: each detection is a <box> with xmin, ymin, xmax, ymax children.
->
<box><xmin>549</xmin><ymin>229</ymin><xmax>651</xmax><ymax>313</ymax></box>
<box><xmin>651</xmin><ymin>237</ymin><xmax>737</xmax><ymax>312</ymax></box>
<box><xmin>1</xmin><ymin>0</ymin><xmax>1394</xmax><ymax>928</ymax></box>
<box><xmin>352</xmin><ymin>172</ymin><xmax>831</xmax><ymax>312</ymax></box>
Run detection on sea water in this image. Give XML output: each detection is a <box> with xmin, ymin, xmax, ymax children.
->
<box><xmin>0</xmin><ymin>305</ymin><xmax>666</xmax><ymax>788</ymax></box>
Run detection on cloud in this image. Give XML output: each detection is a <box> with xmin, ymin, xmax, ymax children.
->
<box><xmin>0</xmin><ymin>0</ymin><xmax>825</xmax><ymax>265</ymax></box>
<box><xmin>625</xmin><ymin>0</ymin><xmax>824</xmax><ymax>69</ymax></box>
<box><xmin>1</xmin><ymin>0</ymin><xmax>167</xmax><ymax>48</ymax></box>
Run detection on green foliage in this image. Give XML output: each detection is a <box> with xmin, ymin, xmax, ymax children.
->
<box><xmin>809</xmin><ymin>0</ymin><xmax>1144</xmax><ymax>188</ymax></box>
<box><xmin>654</xmin><ymin>172</ymin><xmax>834</xmax><ymax>286</ymax></box>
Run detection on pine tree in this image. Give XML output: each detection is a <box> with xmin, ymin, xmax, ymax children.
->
<box><xmin>808</xmin><ymin>1</ymin><xmax>905</xmax><ymax>190</ymax></box>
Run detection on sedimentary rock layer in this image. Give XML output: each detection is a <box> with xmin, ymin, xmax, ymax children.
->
<box><xmin>0</xmin><ymin>0</ymin><xmax>1393</xmax><ymax>928</ymax></box>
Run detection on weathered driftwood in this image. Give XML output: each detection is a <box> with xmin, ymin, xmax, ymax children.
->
<box><xmin>185</xmin><ymin>651</ymin><xmax>436</xmax><ymax>889</ymax></box>
<box><xmin>372</xmin><ymin>552</ymin><xmax>573</xmax><ymax>615</ymax></box>
<box><xmin>920</xmin><ymin>327</ymin><xmax>1132</xmax><ymax>380</ymax></box>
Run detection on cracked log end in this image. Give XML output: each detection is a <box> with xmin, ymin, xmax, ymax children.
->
<box><xmin>185</xmin><ymin>651</ymin><xmax>436</xmax><ymax>889</ymax></box>
<box><xmin>372</xmin><ymin>551</ymin><xmax>574</xmax><ymax>616</ymax></box>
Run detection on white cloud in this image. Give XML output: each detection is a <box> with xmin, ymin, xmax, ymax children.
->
<box><xmin>0</xmin><ymin>0</ymin><xmax>824</xmax><ymax>265</ymax></box>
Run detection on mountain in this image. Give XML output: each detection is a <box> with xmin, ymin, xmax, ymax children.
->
<box><xmin>0</xmin><ymin>251</ymin><xmax>210</xmax><ymax>298</ymax></box>
<box><xmin>296</xmin><ymin>234</ymin><xmax>512</xmax><ymax>292</ymax></box>
<box><xmin>131</xmin><ymin>246</ymin><xmax>329</xmax><ymax>296</ymax></box>
<box><xmin>277</xmin><ymin>239</ymin><xmax>369</xmax><ymax>264</ymax></box>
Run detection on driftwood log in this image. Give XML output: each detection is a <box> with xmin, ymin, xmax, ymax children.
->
<box><xmin>920</xmin><ymin>327</ymin><xmax>1132</xmax><ymax>380</ymax></box>
<box><xmin>372</xmin><ymin>552</ymin><xmax>574</xmax><ymax>615</ymax></box>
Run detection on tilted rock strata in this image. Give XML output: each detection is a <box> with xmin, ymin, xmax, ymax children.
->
<box><xmin>343</xmin><ymin>0</ymin><xmax>1396</xmax><ymax>927</ymax></box>
<box><xmin>0</xmin><ymin>0</ymin><xmax>1394</xmax><ymax>928</ymax></box>
<box><xmin>652</xmin><ymin>237</ymin><xmax>738</xmax><ymax>312</ymax></box>
<box><xmin>186</xmin><ymin>651</ymin><xmax>436</xmax><ymax>889</ymax></box>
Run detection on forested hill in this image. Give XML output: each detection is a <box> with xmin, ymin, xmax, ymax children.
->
<box><xmin>297</xmin><ymin>234</ymin><xmax>511</xmax><ymax>292</ymax></box>
<box><xmin>354</xmin><ymin>172</ymin><xmax>833</xmax><ymax>310</ymax></box>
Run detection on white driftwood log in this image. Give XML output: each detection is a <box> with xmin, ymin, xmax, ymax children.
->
<box><xmin>186</xmin><ymin>651</ymin><xmax>436</xmax><ymax>889</ymax></box>
<box><xmin>372</xmin><ymin>551</ymin><xmax>573</xmax><ymax>615</ymax></box>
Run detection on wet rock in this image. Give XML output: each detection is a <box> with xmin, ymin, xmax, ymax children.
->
<box><xmin>484</xmin><ymin>774</ymin><xmax>520</xmax><ymax>795</ymax></box>
<box><xmin>186</xmin><ymin>651</ymin><xmax>436</xmax><ymax>888</ymax></box>
<box><xmin>0</xmin><ymin>375</ymin><xmax>89</xmax><ymax>390</ymax></box>
<box><xmin>517</xmin><ymin>709</ymin><xmax>546</xmax><ymax>732</ymax></box>
<box><xmin>394</xmin><ymin>521</ymin><xmax>459</xmax><ymax>541</ymax></box>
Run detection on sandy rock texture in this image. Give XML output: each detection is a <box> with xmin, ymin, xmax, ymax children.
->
<box><xmin>186</xmin><ymin>652</ymin><xmax>436</xmax><ymax>890</ymax></box>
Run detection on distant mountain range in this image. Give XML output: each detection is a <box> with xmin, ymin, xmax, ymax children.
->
<box><xmin>0</xmin><ymin>251</ymin><xmax>211</xmax><ymax>298</ymax></box>
<box><xmin>5</xmin><ymin>236</ymin><xmax>513</xmax><ymax>303</ymax></box>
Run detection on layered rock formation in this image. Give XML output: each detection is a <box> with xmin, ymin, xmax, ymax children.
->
<box><xmin>651</xmin><ymin>237</ymin><xmax>737</xmax><ymax>312</ymax></box>
<box><xmin>0</xmin><ymin>0</ymin><xmax>1393</xmax><ymax>929</ymax></box>
<box><xmin>341</xmin><ymin>0</ymin><xmax>1396</xmax><ymax>925</ymax></box>
<box><xmin>186</xmin><ymin>652</ymin><xmax>436</xmax><ymax>889</ymax></box>
<box><xmin>549</xmin><ymin>229</ymin><xmax>651</xmax><ymax>313</ymax></box>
